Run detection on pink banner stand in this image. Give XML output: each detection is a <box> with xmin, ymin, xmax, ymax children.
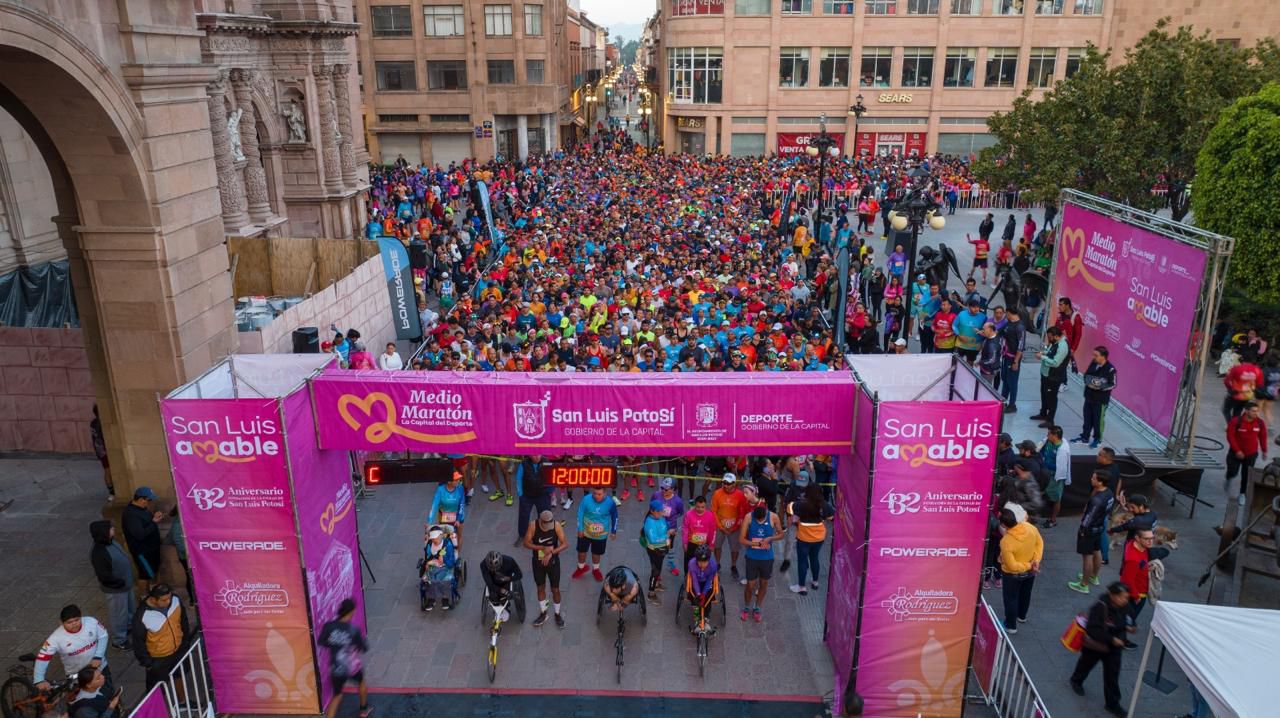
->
<box><xmin>161</xmin><ymin>355</ymin><xmax>365</xmax><ymax>715</ymax></box>
<box><xmin>827</xmin><ymin>355</ymin><xmax>1002</xmax><ymax>717</ymax></box>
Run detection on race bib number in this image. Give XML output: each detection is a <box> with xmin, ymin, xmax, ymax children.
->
<box><xmin>691</xmin><ymin>532</ymin><xmax>708</xmax><ymax>544</ymax></box>
<box><xmin>585</xmin><ymin>520</ymin><xmax>606</xmax><ymax>539</ymax></box>
<box><xmin>721</xmin><ymin>519</ymin><xmax>735</xmax><ymax>530</ymax></box>
<box><xmin>440</xmin><ymin>511</ymin><xmax>457</xmax><ymax>524</ymax></box>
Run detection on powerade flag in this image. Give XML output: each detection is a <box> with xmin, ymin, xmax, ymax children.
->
<box><xmin>476</xmin><ymin>179</ymin><xmax>498</xmax><ymax>240</ymax></box>
<box><xmin>376</xmin><ymin>236</ymin><xmax>421</xmax><ymax>340</ymax></box>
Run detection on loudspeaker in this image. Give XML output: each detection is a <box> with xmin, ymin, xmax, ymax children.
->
<box><xmin>292</xmin><ymin>326</ymin><xmax>319</xmax><ymax>354</ymax></box>
<box><xmin>409</xmin><ymin>238</ymin><xmax>429</xmax><ymax>270</ymax></box>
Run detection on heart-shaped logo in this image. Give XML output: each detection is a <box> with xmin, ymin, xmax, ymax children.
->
<box><xmin>899</xmin><ymin>443</ymin><xmax>928</xmax><ymax>468</ymax></box>
<box><xmin>192</xmin><ymin>440</ymin><xmax>220</xmax><ymax>464</ymax></box>
<box><xmin>1061</xmin><ymin>225</ymin><xmax>1115</xmax><ymax>292</ymax></box>
<box><xmin>319</xmin><ymin>501</ymin><xmax>351</xmax><ymax>535</ymax></box>
<box><xmin>335</xmin><ymin>392</ymin><xmax>478</xmax><ymax>446</ymax></box>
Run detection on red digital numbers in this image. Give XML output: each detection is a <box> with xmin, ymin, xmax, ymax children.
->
<box><xmin>546</xmin><ymin>464</ymin><xmax>616</xmax><ymax>487</ymax></box>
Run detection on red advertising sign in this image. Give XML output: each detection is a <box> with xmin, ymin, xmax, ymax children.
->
<box><xmin>906</xmin><ymin>131</ymin><xmax>926</xmax><ymax>158</ymax></box>
<box><xmin>776</xmin><ymin>132</ymin><xmax>846</xmax><ymax>157</ymax></box>
<box><xmin>671</xmin><ymin>0</ymin><xmax>724</xmax><ymax>16</ymax></box>
<box><xmin>854</xmin><ymin>132</ymin><xmax>875</xmax><ymax>157</ymax></box>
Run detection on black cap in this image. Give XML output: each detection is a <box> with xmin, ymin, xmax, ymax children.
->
<box><xmin>1127</xmin><ymin>494</ymin><xmax>1149</xmax><ymax>508</ymax></box>
<box><xmin>1017</xmin><ymin>440</ymin><xmax>1038</xmax><ymax>452</ymax></box>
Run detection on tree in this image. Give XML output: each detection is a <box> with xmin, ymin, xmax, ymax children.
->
<box><xmin>1193</xmin><ymin>83</ymin><xmax>1280</xmax><ymax>305</ymax></box>
<box><xmin>975</xmin><ymin>21</ymin><xmax>1275</xmax><ymax>221</ymax></box>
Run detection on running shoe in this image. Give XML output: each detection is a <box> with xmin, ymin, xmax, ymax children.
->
<box><xmin>635</xmin><ymin>490</ymin><xmax>644</xmax><ymax>502</ymax></box>
<box><xmin>621</xmin><ymin>489</ymin><xmax>631</xmax><ymax>501</ymax></box>
<box><xmin>1067</xmin><ymin>581</ymin><xmax>1090</xmax><ymax>594</ymax></box>
<box><xmin>563</xmin><ymin>497</ymin><xmax>573</xmax><ymax>510</ymax></box>
<box><xmin>572</xmin><ymin>565</ymin><xmax>590</xmax><ymax>579</ymax></box>
<box><xmin>424</xmin><ymin>598</ymin><xmax>435</xmax><ymax>611</ymax></box>
<box><xmin>1090</xmin><ymin>440</ymin><xmax>1101</xmax><ymax>449</ymax></box>
<box><xmin>740</xmin><ymin>609</ymin><xmax>750</xmax><ymax>621</ymax></box>
<box><xmin>753</xmin><ymin>609</ymin><xmax>763</xmax><ymax>623</ymax></box>
<box><xmin>789</xmin><ymin>584</ymin><xmax>804</xmax><ymax>594</ymax></box>
<box><xmin>480</xmin><ymin>484</ymin><xmax>492</xmax><ymax>494</ymax></box>
<box><xmin>554</xmin><ymin>612</ymin><xmax>565</xmax><ymax>628</ymax></box>
<box><xmin>533</xmin><ymin>611</ymin><xmax>549</xmax><ymax>627</ymax></box>
<box><xmin>504</xmin><ymin>495</ymin><xmax>513</xmax><ymax>507</ymax></box>
<box><xmin>489</xmin><ymin>490</ymin><xmax>504</xmax><ymax>502</ymax></box>
<box><xmin>592</xmin><ymin>568</ymin><xmax>604</xmax><ymax>582</ymax></box>
<box><xmin>730</xmin><ymin>565</ymin><xmax>740</xmax><ymax>581</ymax></box>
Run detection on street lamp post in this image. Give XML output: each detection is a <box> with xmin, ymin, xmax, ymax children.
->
<box><xmin>584</xmin><ymin>86</ymin><xmax>597</xmax><ymax>136</ymax></box>
<box><xmin>805</xmin><ymin>113</ymin><xmax>845</xmax><ymax>348</ymax></box>
<box><xmin>848</xmin><ymin>94</ymin><xmax>867</xmax><ymax>158</ymax></box>
<box><xmin>890</xmin><ymin>165</ymin><xmax>946</xmax><ymax>346</ymax></box>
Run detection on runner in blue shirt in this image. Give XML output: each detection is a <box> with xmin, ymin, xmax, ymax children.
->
<box><xmin>572</xmin><ymin>487</ymin><xmax>619</xmax><ymax>582</ymax></box>
<box><xmin>428</xmin><ymin>471</ymin><xmax>468</xmax><ymax>544</ymax></box>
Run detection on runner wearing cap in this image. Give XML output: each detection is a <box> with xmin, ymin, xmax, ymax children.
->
<box><xmin>641</xmin><ymin>500</ymin><xmax>673</xmax><ymax>603</ymax></box>
<box><xmin>711</xmin><ymin>474</ymin><xmax>751</xmax><ymax>581</ymax></box>
<box><xmin>522</xmin><ymin>510</ymin><xmax>567</xmax><ymax>628</ymax></box>
<box><xmin>428</xmin><ymin>470</ymin><xmax>467</xmax><ymax>546</ymax></box>
<box><xmin>655</xmin><ymin>478</ymin><xmax>686</xmax><ymax>577</ymax></box>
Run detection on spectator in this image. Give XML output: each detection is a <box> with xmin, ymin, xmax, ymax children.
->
<box><xmin>89</xmin><ymin>521</ymin><xmax>134</xmax><ymax>650</ymax></box>
<box><xmin>1225</xmin><ymin>401</ymin><xmax>1269</xmax><ymax>485</ymax></box>
<box><xmin>67</xmin><ymin>667</ymin><xmax>121</xmax><ymax>718</ymax></box>
<box><xmin>1069</xmin><ymin>471</ymin><xmax>1116</xmax><ymax>594</ymax></box>
<box><xmin>1033</xmin><ymin>326</ymin><xmax>1070</xmax><ymax>428</ymax></box>
<box><xmin>997</xmin><ymin>503</ymin><xmax>1043</xmax><ymax>632</ymax></box>
<box><xmin>1222</xmin><ymin>360</ymin><xmax>1264</xmax><ymax>421</ymax></box>
<box><xmin>167</xmin><ymin>507</ymin><xmax>194</xmax><ymax>606</ymax></box>
<box><xmin>1070</xmin><ymin>581</ymin><xmax>1132</xmax><ymax>717</ymax></box>
<box><xmin>1054</xmin><ymin>297</ymin><xmax>1084</xmax><ymax>361</ymax></box>
<box><xmin>35</xmin><ymin>605</ymin><xmax>109</xmax><ymax>691</ymax></box>
<box><xmin>89</xmin><ymin>405</ymin><xmax>113</xmax><ymax>502</ymax></box>
<box><xmin>121</xmin><ymin>487</ymin><xmax>164</xmax><ymax>590</ymax></box>
<box><xmin>1000</xmin><ymin>307</ymin><xmax>1026</xmax><ymax>413</ymax></box>
<box><xmin>1118</xmin><ymin>528</ymin><xmax>1170</xmax><ymax>647</ymax></box>
<box><xmin>1040</xmin><ymin>426</ymin><xmax>1071</xmax><ymax>528</ymax></box>
<box><xmin>1074</xmin><ymin>346</ymin><xmax>1117</xmax><ymax>448</ymax></box>
<box><xmin>378</xmin><ymin>342</ymin><xmax>404</xmax><ymax>370</ymax></box>
<box><xmin>133</xmin><ymin>584</ymin><xmax>190</xmax><ymax>691</ymax></box>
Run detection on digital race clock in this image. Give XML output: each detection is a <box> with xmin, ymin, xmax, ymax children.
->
<box><xmin>542</xmin><ymin>463</ymin><xmax>618</xmax><ymax>487</ymax></box>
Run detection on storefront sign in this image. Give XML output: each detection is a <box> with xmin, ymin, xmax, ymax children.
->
<box><xmin>776</xmin><ymin>132</ymin><xmax>846</xmax><ymax>156</ymax></box>
<box><xmin>671</xmin><ymin>0</ymin><xmax>725</xmax><ymax>16</ymax></box>
<box><xmin>311</xmin><ymin>370</ymin><xmax>856</xmax><ymax>456</ymax></box>
<box><xmin>906</xmin><ymin>132</ymin><xmax>926</xmax><ymax>158</ymax></box>
<box><xmin>878</xmin><ymin>93</ymin><xmax>914</xmax><ymax>103</ymax></box>
<box><xmin>676</xmin><ymin>116</ymin><xmax>705</xmax><ymax>130</ymax></box>
<box><xmin>854</xmin><ymin>132</ymin><xmax>875</xmax><ymax>157</ymax></box>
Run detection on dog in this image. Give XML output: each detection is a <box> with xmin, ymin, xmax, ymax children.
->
<box><xmin>1107</xmin><ymin>509</ymin><xmax>1179</xmax><ymax>551</ymax></box>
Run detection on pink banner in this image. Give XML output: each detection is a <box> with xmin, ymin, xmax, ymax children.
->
<box><xmin>162</xmin><ymin>398</ymin><xmax>319</xmax><ymax>715</ymax></box>
<box><xmin>856</xmin><ymin>401</ymin><xmax>1000</xmax><ymax>717</ymax></box>
<box><xmin>311</xmin><ymin>370</ymin><xmax>855</xmax><ymax>456</ymax></box>
<box><xmin>1052</xmin><ymin>203</ymin><xmax>1208</xmax><ymax>436</ymax></box>
<box><xmin>127</xmin><ymin>685</ymin><xmax>170</xmax><ymax>718</ymax></box>
<box><xmin>971</xmin><ymin>602</ymin><xmax>1000</xmax><ymax>694</ymax></box>
<box><xmin>285</xmin><ymin>390</ymin><xmax>366</xmax><ymax>709</ymax></box>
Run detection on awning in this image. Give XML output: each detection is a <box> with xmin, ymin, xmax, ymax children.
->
<box><xmin>573</xmin><ymin>116</ymin><xmax>586</xmax><ymax>127</ymax></box>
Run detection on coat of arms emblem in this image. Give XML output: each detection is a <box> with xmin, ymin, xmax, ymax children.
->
<box><xmin>695</xmin><ymin>402</ymin><xmax>718</xmax><ymax>427</ymax></box>
<box><xmin>514</xmin><ymin>391</ymin><xmax>552</xmax><ymax>440</ymax></box>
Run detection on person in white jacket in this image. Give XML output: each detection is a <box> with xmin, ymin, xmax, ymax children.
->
<box><xmin>378</xmin><ymin>342</ymin><xmax>404</xmax><ymax>371</ymax></box>
<box><xmin>35</xmin><ymin>605</ymin><xmax>109</xmax><ymax>689</ymax></box>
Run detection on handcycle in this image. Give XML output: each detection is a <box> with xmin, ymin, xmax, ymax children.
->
<box><xmin>1</xmin><ymin>653</ymin><xmax>75</xmax><ymax>718</ymax></box>
<box><xmin>479</xmin><ymin>584</ymin><xmax>525</xmax><ymax>683</ymax></box>
<box><xmin>596</xmin><ymin>586</ymin><xmax>646</xmax><ymax>684</ymax></box>
<box><xmin>674</xmin><ymin>578</ymin><xmax>726</xmax><ymax>677</ymax></box>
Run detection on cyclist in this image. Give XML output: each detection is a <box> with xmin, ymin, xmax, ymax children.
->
<box><xmin>480</xmin><ymin>551</ymin><xmax>524</xmax><ymax>623</ymax></box>
<box><xmin>685</xmin><ymin>545</ymin><xmax>719</xmax><ymax>633</ymax></box>
<box><xmin>522</xmin><ymin>510</ymin><xmax>567</xmax><ymax>628</ymax></box>
<box><xmin>572</xmin><ymin>486</ymin><xmax>619</xmax><ymax>582</ymax></box>
<box><xmin>427</xmin><ymin>471</ymin><xmax>467</xmax><ymax>546</ymax></box>
<box><xmin>35</xmin><ymin>605</ymin><xmax>110</xmax><ymax>690</ymax></box>
<box><xmin>602</xmin><ymin>565</ymin><xmax>641</xmax><ymax>612</ymax></box>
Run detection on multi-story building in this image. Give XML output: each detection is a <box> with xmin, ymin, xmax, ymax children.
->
<box><xmin>355</xmin><ymin>0</ymin><xmax>570</xmax><ymax>165</ymax></box>
<box><xmin>655</xmin><ymin>0</ymin><xmax>1280</xmax><ymax>157</ymax></box>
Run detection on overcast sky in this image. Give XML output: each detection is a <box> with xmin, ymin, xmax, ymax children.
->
<box><xmin>579</xmin><ymin>0</ymin><xmax>656</xmax><ymax>33</ymax></box>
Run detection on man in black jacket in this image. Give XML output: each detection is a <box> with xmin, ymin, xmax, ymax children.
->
<box><xmin>89</xmin><ymin>521</ymin><xmax>134</xmax><ymax>650</ymax></box>
<box><xmin>121</xmin><ymin>487</ymin><xmax>164</xmax><ymax>589</ymax></box>
<box><xmin>1069</xmin><ymin>581</ymin><xmax>1131</xmax><ymax>716</ymax></box>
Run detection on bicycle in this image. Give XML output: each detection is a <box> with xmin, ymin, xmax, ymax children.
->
<box><xmin>1</xmin><ymin>653</ymin><xmax>75</xmax><ymax>718</ymax></box>
<box><xmin>674</xmin><ymin>585</ymin><xmax>725</xmax><ymax>677</ymax></box>
<box><xmin>479</xmin><ymin>585</ymin><xmax>524</xmax><ymax>683</ymax></box>
<box><xmin>596</xmin><ymin>588</ymin><xmax>646</xmax><ymax>684</ymax></box>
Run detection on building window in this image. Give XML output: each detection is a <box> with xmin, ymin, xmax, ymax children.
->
<box><xmin>484</xmin><ymin>5</ymin><xmax>513</xmax><ymax>36</ymax></box>
<box><xmin>865</xmin><ymin>0</ymin><xmax>897</xmax><ymax>14</ymax></box>
<box><xmin>985</xmin><ymin>48</ymin><xmax>1018</xmax><ymax>88</ymax></box>
<box><xmin>375</xmin><ymin>61</ymin><xmax>416</xmax><ymax>91</ymax></box>
<box><xmin>487</xmin><ymin>59</ymin><xmax>515</xmax><ymax>84</ymax></box>
<box><xmin>1064</xmin><ymin>48</ymin><xmax>1085</xmax><ymax>78</ymax></box>
<box><xmin>378</xmin><ymin>114</ymin><xmax>419</xmax><ymax>122</ymax></box>
<box><xmin>949</xmin><ymin>0</ymin><xmax>980</xmax><ymax>14</ymax></box>
<box><xmin>526</xmin><ymin>59</ymin><xmax>545</xmax><ymax>83</ymax></box>
<box><xmin>429</xmin><ymin>114</ymin><xmax>470</xmax><ymax>122</ymax></box>
<box><xmin>524</xmin><ymin>4</ymin><xmax>542</xmax><ymax>35</ymax></box>
<box><xmin>668</xmin><ymin>47</ymin><xmax>724</xmax><ymax>104</ymax></box>
<box><xmin>901</xmin><ymin>48</ymin><xmax>934</xmax><ymax>87</ymax></box>
<box><xmin>371</xmin><ymin>5</ymin><xmax>412</xmax><ymax>37</ymax></box>
<box><xmin>779</xmin><ymin>48</ymin><xmax>810</xmax><ymax>88</ymax></box>
<box><xmin>995</xmin><ymin>0</ymin><xmax>1022</xmax><ymax>15</ymax></box>
<box><xmin>781</xmin><ymin>0</ymin><xmax>812</xmax><ymax>14</ymax></box>
<box><xmin>736</xmin><ymin>0</ymin><xmax>772</xmax><ymax>14</ymax></box>
<box><xmin>732</xmin><ymin>116</ymin><xmax>767</xmax><ymax>124</ymax></box>
<box><xmin>943</xmin><ymin>48</ymin><xmax>976</xmax><ymax>87</ymax></box>
<box><xmin>1034</xmin><ymin>0</ymin><xmax>1063</xmax><ymax>14</ymax></box>
<box><xmin>427</xmin><ymin>60</ymin><xmax>467</xmax><ymax>90</ymax></box>
<box><xmin>1027</xmin><ymin>49</ymin><xmax>1056</xmax><ymax>88</ymax></box>
<box><xmin>906</xmin><ymin>0</ymin><xmax>938</xmax><ymax>14</ymax></box>
<box><xmin>860</xmin><ymin>47</ymin><xmax>891</xmax><ymax>88</ymax></box>
<box><xmin>731</xmin><ymin>133</ymin><xmax>767</xmax><ymax>156</ymax></box>
<box><xmin>424</xmin><ymin>5</ymin><xmax>465</xmax><ymax>36</ymax></box>
<box><xmin>1074</xmin><ymin>0</ymin><xmax>1103</xmax><ymax>14</ymax></box>
<box><xmin>819</xmin><ymin>48</ymin><xmax>851</xmax><ymax>87</ymax></box>
<box><xmin>937</xmin><ymin>132</ymin><xmax>996</xmax><ymax>156</ymax></box>
<box><xmin>823</xmin><ymin>0</ymin><xmax>855</xmax><ymax>13</ymax></box>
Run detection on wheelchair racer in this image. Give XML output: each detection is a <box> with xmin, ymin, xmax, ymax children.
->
<box><xmin>480</xmin><ymin>551</ymin><xmax>523</xmax><ymax>623</ymax></box>
<box><xmin>602</xmin><ymin>565</ymin><xmax>641</xmax><ymax>612</ymax></box>
<box><xmin>685</xmin><ymin>545</ymin><xmax>719</xmax><ymax>632</ymax></box>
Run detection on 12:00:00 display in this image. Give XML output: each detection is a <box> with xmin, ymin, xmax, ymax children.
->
<box><xmin>542</xmin><ymin>464</ymin><xmax>617</xmax><ymax>487</ymax></box>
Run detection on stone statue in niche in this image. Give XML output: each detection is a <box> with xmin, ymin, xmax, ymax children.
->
<box><xmin>282</xmin><ymin>99</ymin><xmax>308</xmax><ymax>143</ymax></box>
<box><xmin>227</xmin><ymin>107</ymin><xmax>246</xmax><ymax>161</ymax></box>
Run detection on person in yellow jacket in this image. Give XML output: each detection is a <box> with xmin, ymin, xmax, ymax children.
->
<box><xmin>998</xmin><ymin>502</ymin><xmax>1043</xmax><ymax>633</ymax></box>
<box><xmin>133</xmin><ymin>584</ymin><xmax>189</xmax><ymax>691</ymax></box>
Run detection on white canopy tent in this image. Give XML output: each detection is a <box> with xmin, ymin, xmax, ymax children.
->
<box><xmin>1128</xmin><ymin>601</ymin><xmax>1280</xmax><ymax>718</ymax></box>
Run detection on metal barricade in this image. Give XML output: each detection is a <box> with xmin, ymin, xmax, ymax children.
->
<box><xmin>161</xmin><ymin>637</ymin><xmax>214</xmax><ymax>717</ymax></box>
<box><xmin>970</xmin><ymin>598</ymin><xmax>1051</xmax><ymax>718</ymax></box>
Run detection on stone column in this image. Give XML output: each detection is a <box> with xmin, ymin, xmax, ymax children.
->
<box><xmin>230</xmin><ymin>68</ymin><xmax>273</xmax><ymax>223</ymax></box>
<box><xmin>517</xmin><ymin>114</ymin><xmax>530</xmax><ymax>161</ymax></box>
<box><xmin>314</xmin><ymin>65</ymin><xmax>345</xmax><ymax>194</ymax></box>
<box><xmin>206</xmin><ymin>71</ymin><xmax>250</xmax><ymax>231</ymax></box>
<box><xmin>332</xmin><ymin>64</ymin><xmax>358</xmax><ymax>188</ymax></box>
